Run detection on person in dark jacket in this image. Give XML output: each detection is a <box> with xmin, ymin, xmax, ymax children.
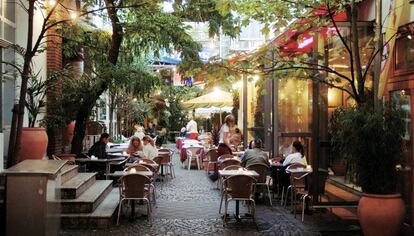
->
<box><xmin>88</xmin><ymin>133</ymin><xmax>110</xmax><ymax>159</ymax></box>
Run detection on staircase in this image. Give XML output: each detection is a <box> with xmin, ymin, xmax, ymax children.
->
<box><xmin>48</xmin><ymin>164</ymin><xmax>119</xmax><ymax>229</ymax></box>
<box><xmin>0</xmin><ymin>173</ymin><xmax>5</xmax><ymax>235</ymax></box>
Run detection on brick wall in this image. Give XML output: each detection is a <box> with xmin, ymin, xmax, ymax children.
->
<box><xmin>46</xmin><ymin>4</ymin><xmax>64</xmax><ymax>155</ymax></box>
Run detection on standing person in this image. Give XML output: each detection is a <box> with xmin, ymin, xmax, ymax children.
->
<box><xmin>147</xmin><ymin>122</ymin><xmax>156</xmax><ymax>138</ymax></box>
<box><xmin>186</xmin><ymin>118</ymin><xmax>198</xmax><ymax>139</ymax></box>
<box><xmin>88</xmin><ymin>133</ymin><xmax>110</xmax><ymax>159</ymax></box>
<box><xmin>142</xmin><ymin>136</ymin><xmax>159</xmax><ymax>159</ymax></box>
<box><xmin>133</xmin><ymin>124</ymin><xmax>145</xmax><ymax>140</ymax></box>
<box><xmin>217</xmin><ymin>115</ymin><xmax>236</xmax><ymax>156</ymax></box>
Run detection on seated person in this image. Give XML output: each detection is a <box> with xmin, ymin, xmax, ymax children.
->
<box><xmin>230</xmin><ymin>128</ymin><xmax>243</xmax><ymax>151</ymax></box>
<box><xmin>88</xmin><ymin>133</ymin><xmax>110</xmax><ymax>159</ymax></box>
<box><xmin>240</xmin><ymin>138</ymin><xmax>269</xmax><ymax>167</ymax></box>
<box><xmin>127</xmin><ymin>136</ymin><xmax>144</xmax><ymax>161</ymax></box>
<box><xmin>278</xmin><ymin>140</ymin><xmax>292</xmax><ymax>158</ymax></box>
<box><xmin>142</xmin><ymin>136</ymin><xmax>159</xmax><ymax>159</ymax></box>
<box><xmin>276</xmin><ymin>141</ymin><xmax>307</xmax><ymax>189</ymax></box>
<box><xmin>282</xmin><ymin>141</ymin><xmax>307</xmax><ymax>166</ymax></box>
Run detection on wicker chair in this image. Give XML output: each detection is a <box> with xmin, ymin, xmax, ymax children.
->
<box><xmin>219</xmin><ymin>165</ymin><xmax>245</xmax><ymax>213</ymax></box>
<box><xmin>217</xmin><ymin>154</ymin><xmax>235</xmax><ymax>162</ymax></box>
<box><xmin>222</xmin><ymin>174</ymin><xmax>257</xmax><ymax>225</ymax></box>
<box><xmin>217</xmin><ymin>159</ymin><xmax>241</xmax><ymax>189</ymax></box>
<box><xmin>281</xmin><ymin>163</ymin><xmax>307</xmax><ymax>206</ymax></box>
<box><xmin>124</xmin><ymin>164</ymin><xmax>151</xmax><ymax>172</ymax></box>
<box><xmin>139</xmin><ymin>159</ymin><xmax>157</xmax><ymax>164</ymax></box>
<box><xmin>116</xmin><ymin>173</ymin><xmax>153</xmax><ymax>225</ymax></box>
<box><xmin>205</xmin><ymin>149</ymin><xmax>219</xmax><ymax>174</ymax></box>
<box><xmin>247</xmin><ymin>163</ymin><xmax>272</xmax><ymax>206</ymax></box>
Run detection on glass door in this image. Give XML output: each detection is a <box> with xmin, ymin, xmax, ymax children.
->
<box><xmin>392</xmin><ymin>89</ymin><xmax>412</xmax><ymax>225</ymax></box>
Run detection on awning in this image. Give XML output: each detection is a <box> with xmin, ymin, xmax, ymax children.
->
<box><xmin>182</xmin><ymin>90</ymin><xmax>233</xmax><ymax>109</ymax></box>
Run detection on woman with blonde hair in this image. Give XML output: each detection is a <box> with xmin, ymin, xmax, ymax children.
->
<box><xmin>217</xmin><ymin>114</ymin><xmax>236</xmax><ymax>156</ymax></box>
<box><xmin>142</xmin><ymin>135</ymin><xmax>158</xmax><ymax>159</ymax></box>
<box><xmin>127</xmin><ymin>136</ymin><xmax>143</xmax><ymax>155</ymax></box>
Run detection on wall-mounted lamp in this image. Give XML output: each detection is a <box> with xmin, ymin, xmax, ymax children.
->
<box><xmin>408</xmin><ymin>35</ymin><xmax>412</xmax><ymax>40</ymax></box>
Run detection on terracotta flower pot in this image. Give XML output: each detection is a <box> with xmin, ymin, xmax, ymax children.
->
<box><xmin>358</xmin><ymin>193</ymin><xmax>405</xmax><ymax>236</ymax></box>
<box><xmin>19</xmin><ymin>128</ymin><xmax>48</xmax><ymax>162</ymax></box>
<box><xmin>63</xmin><ymin>121</ymin><xmax>75</xmax><ymax>145</ymax></box>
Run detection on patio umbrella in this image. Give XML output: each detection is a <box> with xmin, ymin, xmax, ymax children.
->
<box><xmin>182</xmin><ymin>90</ymin><xmax>233</xmax><ymax>109</ymax></box>
<box><xmin>182</xmin><ymin>89</ymin><xmax>233</xmax><ymax>124</ymax></box>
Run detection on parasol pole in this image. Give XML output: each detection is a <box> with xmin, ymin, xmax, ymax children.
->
<box><xmin>219</xmin><ymin>107</ymin><xmax>222</xmax><ymax>125</ymax></box>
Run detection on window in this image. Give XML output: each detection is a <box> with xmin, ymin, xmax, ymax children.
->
<box><xmin>395</xmin><ymin>35</ymin><xmax>414</xmax><ymax>72</ymax></box>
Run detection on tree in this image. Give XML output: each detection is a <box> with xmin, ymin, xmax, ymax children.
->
<box><xmin>64</xmin><ymin>0</ymin><xmax>240</xmax><ymax>155</ymax></box>
<box><xmin>214</xmin><ymin>0</ymin><xmax>391</xmax><ymax>107</ymax></box>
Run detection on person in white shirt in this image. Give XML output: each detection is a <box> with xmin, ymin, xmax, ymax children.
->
<box><xmin>282</xmin><ymin>141</ymin><xmax>307</xmax><ymax>166</ymax></box>
<box><xmin>142</xmin><ymin>135</ymin><xmax>158</xmax><ymax>159</ymax></box>
<box><xmin>186</xmin><ymin>119</ymin><xmax>198</xmax><ymax>133</ymax></box>
<box><xmin>218</xmin><ymin>115</ymin><xmax>236</xmax><ymax>156</ymax></box>
<box><xmin>133</xmin><ymin>124</ymin><xmax>145</xmax><ymax>141</ymax></box>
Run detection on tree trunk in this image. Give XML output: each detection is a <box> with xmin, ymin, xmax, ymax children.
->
<box><xmin>109</xmin><ymin>93</ymin><xmax>115</xmax><ymax>135</ymax></box>
<box><xmin>373</xmin><ymin>0</ymin><xmax>382</xmax><ymax>110</ymax></box>
<box><xmin>350</xmin><ymin>1</ymin><xmax>365</xmax><ymax>104</ymax></box>
<box><xmin>8</xmin><ymin>0</ymin><xmax>35</xmax><ymax>166</ymax></box>
<box><xmin>71</xmin><ymin>0</ymin><xmax>123</xmax><ymax>154</ymax></box>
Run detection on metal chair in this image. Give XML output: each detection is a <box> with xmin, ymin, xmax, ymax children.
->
<box><xmin>222</xmin><ymin>174</ymin><xmax>257</xmax><ymax>225</ymax></box>
<box><xmin>205</xmin><ymin>149</ymin><xmax>219</xmax><ymax>174</ymax></box>
<box><xmin>116</xmin><ymin>173</ymin><xmax>153</xmax><ymax>225</ymax></box>
<box><xmin>123</xmin><ymin>164</ymin><xmax>156</xmax><ymax>205</ymax></box>
<box><xmin>247</xmin><ymin>163</ymin><xmax>272</xmax><ymax>206</ymax></box>
<box><xmin>281</xmin><ymin>163</ymin><xmax>306</xmax><ymax>206</ymax></box>
<box><xmin>217</xmin><ymin>154</ymin><xmax>235</xmax><ymax>162</ymax></box>
<box><xmin>219</xmin><ymin>165</ymin><xmax>245</xmax><ymax>213</ymax></box>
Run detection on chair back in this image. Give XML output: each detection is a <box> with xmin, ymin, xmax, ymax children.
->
<box><xmin>206</xmin><ymin>149</ymin><xmax>219</xmax><ymax>162</ymax></box>
<box><xmin>152</xmin><ymin>156</ymin><xmax>163</xmax><ymax>165</ymax></box>
<box><xmin>220</xmin><ymin>159</ymin><xmax>241</xmax><ymax>170</ymax></box>
<box><xmin>124</xmin><ymin>164</ymin><xmax>151</xmax><ymax>172</ymax></box>
<box><xmin>120</xmin><ymin>173</ymin><xmax>151</xmax><ymax>198</ymax></box>
<box><xmin>223</xmin><ymin>165</ymin><xmax>243</xmax><ymax>171</ymax></box>
<box><xmin>226</xmin><ymin>175</ymin><xmax>256</xmax><ymax>199</ymax></box>
<box><xmin>286</xmin><ymin>163</ymin><xmax>308</xmax><ymax>189</ymax></box>
<box><xmin>246</xmin><ymin>163</ymin><xmax>269</xmax><ymax>184</ymax></box>
<box><xmin>218</xmin><ymin>154</ymin><xmax>235</xmax><ymax>162</ymax></box>
<box><xmin>141</xmin><ymin>163</ymin><xmax>158</xmax><ymax>173</ymax></box>
<box><xmin>160</xmin><ymin>155</ymin><xmax>170</xmax><ymax>165</ymax></box>
<box><xmin>186</xmin><ymin>146</ymin><xmax>202</xmax><ymax>157</ymax></box>
<box><xmin>158</xmin><ymin>148</ymin><xmax>172</xmax><ymax>157</ymax></box>
<box><xmin>140</xmin><ymin>159</ymin><xmax>156</xmax><ymax>164</ymax></box>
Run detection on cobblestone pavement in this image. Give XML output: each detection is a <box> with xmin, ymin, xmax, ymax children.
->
<box><xmin>61</xmin><ymin>145</ymin><xmax>361</xmax><ymax>236</ymax></box>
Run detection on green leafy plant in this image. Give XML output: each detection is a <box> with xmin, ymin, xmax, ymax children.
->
<box><xmin>330</xmin><ymin>104</ymin><xmax>404</xmax><ymax>194</ymax></box>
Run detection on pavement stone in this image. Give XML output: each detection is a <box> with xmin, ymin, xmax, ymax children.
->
<box><xmin>60</xmin><ymin>144</ymin><xmax>361</xmax><ymax>236</ymax></box>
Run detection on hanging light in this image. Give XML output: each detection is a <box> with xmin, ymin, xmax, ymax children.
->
<box><xmin>70</xmin><ymin>11</ymin><xmax>78</xmax><ymax>20</ymax></box>
<box><xmin>407</xmin><ymin>35</ymin><xmax>412</xmax><ymax>40</ymax></box>
<box><xmin>49</xmin><ymin>0</ymin><xmax>56</xmax><ymax>6</ymax></box>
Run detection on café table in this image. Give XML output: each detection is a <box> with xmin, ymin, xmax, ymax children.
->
<box><xmin>75</xmin><ymin>157</ymin><xmax>126</xmax><ymax>179</ymax></box>
<box><xmin>125</xmin><ymin>162</ymin><xmax>159</xmax><ymax>169</ymax></box>
<box><xmin>218</xmin><ymin>169</ymin><xmax>259</xmax><ymax>219</ymax></box>
<box><xmin>105</xmin><ymin>170</ymin><xmax>153</xmax><ymax>178</ymax></box>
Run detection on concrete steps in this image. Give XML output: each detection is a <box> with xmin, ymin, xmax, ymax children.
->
<box><xmin>50</xmin><ymin>180</ymin><xmax>113</xmax><ymax>213</ymax></box>
<box><xmin>57</xmin><ymin>172</ymin><xmax>96</xmax><ymax>199</ymax></box>
<box><xmin>59</xmin><ymin>188</ymin><xmax>119</xmax><ymax>229</ymax></box>
<box><xmin>47</xmin><ymin>163</ymin><xmax>118</xmax><ymax>229</ymax></box>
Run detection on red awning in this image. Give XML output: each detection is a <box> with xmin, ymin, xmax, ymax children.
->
<box><xmin>271</xmin><ymin>7</ymin><xmax>347</xmax><ymax>56</ymax></box>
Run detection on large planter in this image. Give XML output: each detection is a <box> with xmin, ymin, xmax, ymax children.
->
<box><xmin>19</xmin><ymin>128</ymin><xmax>48</xmax><ymax>162</ymax></box>
<box><xmin>358</xmin><ymin>193</ymin><xmax>405</xmax><ymax>236</ymax></box>
<box><xmin>63</xmin><ymin>121</ymin><xmax>75</xmax><ymax>145</ymax></box>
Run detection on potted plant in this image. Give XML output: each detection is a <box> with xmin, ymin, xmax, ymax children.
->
<box><xmin>19</xmin><ymin>71</ymin><xmax>56</xmax><ymax>162</ymax></box>
<box><xmin>330</xmin><ymin>104</ymin><xmax>406</xmax><ymax>236</ymax></box>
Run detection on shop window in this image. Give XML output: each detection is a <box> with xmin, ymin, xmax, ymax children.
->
<box><xmin>395</xmin><ymin>35</ymin><xmax>414</xmax><ymax>73</ymax></box>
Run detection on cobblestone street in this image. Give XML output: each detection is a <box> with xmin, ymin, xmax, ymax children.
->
<box><xmin>60</xmin><ymin>146</ymin><xmax>361</xmax><ymax>236</ymax></box>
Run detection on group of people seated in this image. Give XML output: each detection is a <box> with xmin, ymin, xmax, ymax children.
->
<box><xmin>88</xmin><ymin>128</ymin><xmax>159</xmax><ymax>161</ymax></box>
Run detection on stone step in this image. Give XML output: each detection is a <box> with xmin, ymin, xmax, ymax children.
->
<box><xmin>59</xmin><ymin>164</ymin><xmax>79</xmax><ymax>185</ymax></box>
<box><xmin>59</xmin><ymin>188</ymin><xmax>119</xmax><ymax>229</ymax></box>
<box><xmin>50</xmin><ymin>180</ymin><xmax>113</xmax><ymax>214</ymax></box>
<box><xmin>57</xmin><ymin>173</ymin><xmax>97</xmax><ymax>199</ymax></box>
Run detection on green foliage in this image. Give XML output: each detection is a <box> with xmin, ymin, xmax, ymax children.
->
<box><xmin>330</xmin><ymin>105</ymin><xmax>404</xmax><ymax>194</ymax></box>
